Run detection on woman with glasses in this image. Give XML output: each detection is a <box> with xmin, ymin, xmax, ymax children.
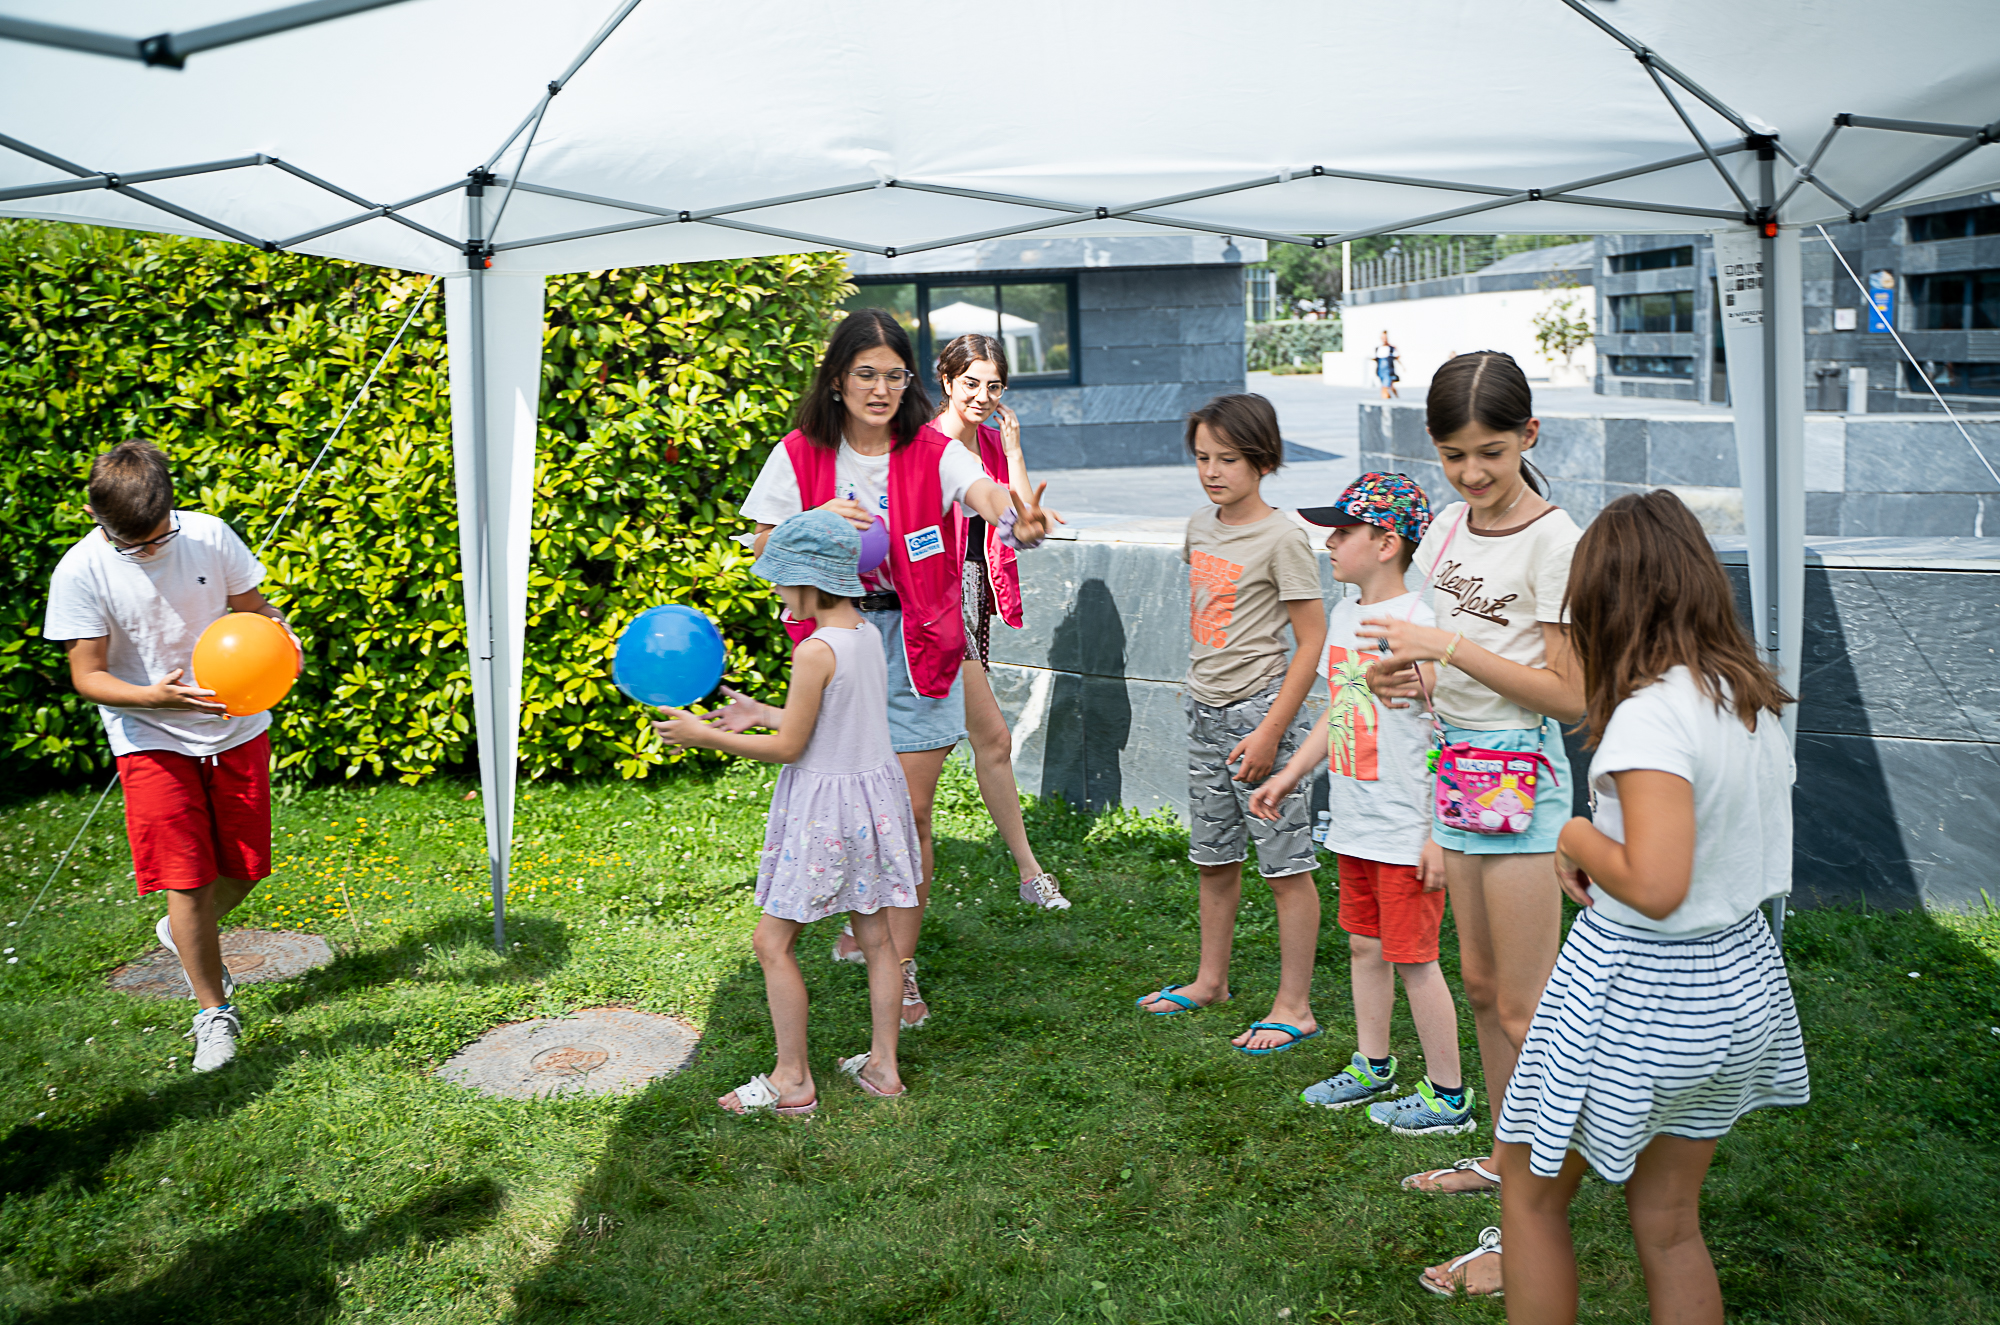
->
<box><xmin>729</xmin><ymin>309</ymin><xmax>1055</xmax><ymax>1028</ymax></box>
<box><xmin>928</xmin><ymin>333</ymin><xmax>1070</xmax><ymax>912</ymax></box>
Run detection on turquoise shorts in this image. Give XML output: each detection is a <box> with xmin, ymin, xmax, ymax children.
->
<box><xmin>1429</xmin><ymin>718</ymin><xmax>1572</xmax><ymax>856</ymax></box>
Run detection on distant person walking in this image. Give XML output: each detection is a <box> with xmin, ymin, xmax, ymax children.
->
<box><xmin>1375</xmin><ymin>331</ymin><xmax>1400</xmax><ymax>399</ymax></box>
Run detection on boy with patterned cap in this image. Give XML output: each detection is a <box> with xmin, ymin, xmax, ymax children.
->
<box><xmin>1251</xmin><ymin>472</ymin><xmax>1473</xmax><ymax>1136</ymax></box>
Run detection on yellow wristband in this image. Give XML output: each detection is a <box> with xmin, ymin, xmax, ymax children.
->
<box><xmin>1439</xmin><ymin>631</ymin><xmax>1465</xmax><ymax>670</ymax></box>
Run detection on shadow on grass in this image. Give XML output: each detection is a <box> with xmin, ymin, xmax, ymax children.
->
<box><xmin>13</xmin><ymin>1177</ymin><xmax>505</xmax><ymax>1325</ymax></box>
<box><xmin>4</xmin><ymin>913</ymin><xmax>572</xmax><ymax>1204</ymax></box>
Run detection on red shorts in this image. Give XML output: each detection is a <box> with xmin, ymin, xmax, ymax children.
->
<box><xmin>118</xmin><ymin>732</ymin><xmax>272</xmax><ymax>895</ymax></box>
<box><xmin>1336</xmin><ymin>854</ymin><xmax>1445</xmax><ymax>964</ymax></box>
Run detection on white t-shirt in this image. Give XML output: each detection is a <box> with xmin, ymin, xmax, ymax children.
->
<box><xmin>1587</xmin><ymin>667</ymin><xmax>1795</xmax><ymax>936</ymax></box>
<box><xmin>42</xmin><ymin>511</ymin><xmax>272</xmax><ymax>759</ymax></box>
<box><xmin>1322</xmin><ymin>589</ymin><xmax>1436</xmax><ymax>866</ymax></box>
<box><xmin>739</xmin><ymin>438</ymin><xmax>988</xmax><ymax>593</ymax></box>
<box><xmin>1412</xmin><ymin>501</ymin><xmax>1582</xmax><ymax>731</ymax></box>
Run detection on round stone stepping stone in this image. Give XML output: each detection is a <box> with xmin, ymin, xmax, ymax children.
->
<box><xmin>434</xmin><ymin>1007</ymin><xmax>700</xmax><ymax>1100</ymax></box>
<box><xmin>107</xmin><ymin>928</ymin><xmax>334</xmax><ymax>998</ymax></box>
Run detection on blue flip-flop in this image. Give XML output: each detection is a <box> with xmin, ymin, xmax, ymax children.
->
<box><xmin>1237</xmin><ymin>1022</ymin><xmax>1322</xmax><ymax>1056</ymax></box>
<box><xmin>1136</xmin><ymin>984</ymin><xmax>1204</xmax><ymax>1016</ymax></box>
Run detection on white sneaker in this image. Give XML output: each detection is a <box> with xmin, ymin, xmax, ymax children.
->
<box><xmin>190</xmin><ymin>1005</ymin><xmax>241</xmax><ymax>1073</ymax></box>
<box><xmin>156</xmin><ymin>914</ymin><xmax>235</xmax><ymax>1001</ymax></box>
<box><xmin>1018</xmin><ymin>872</ymin><xmax>1072</xmax><ymax>911</ymax></box>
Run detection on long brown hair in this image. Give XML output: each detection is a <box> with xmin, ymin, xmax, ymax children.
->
<box><xmin>1426</xmin><ymin>351</ymin><xmax>1547</xmax><ymax>497</ymax></box>
<box><xmin>794</xmin><ymin>309</ymin><xmax>935</xmax><ymax>450</ymax></box>
<box><xmin>1565</xmin><ymin>490</ymin><xmax>1792</xmax><ymax>747</ymax></box>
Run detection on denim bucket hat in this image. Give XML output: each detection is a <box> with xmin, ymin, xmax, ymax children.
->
<box><xmin>751</xmin><ymin>509</ymin><xmax>865</xmax><ymax>598</ymax></box>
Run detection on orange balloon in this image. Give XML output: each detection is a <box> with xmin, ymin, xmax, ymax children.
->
<box><xmin>191</xmin><ymin>613</ymin><xmax>301</xmax><ymax>717</ymax></box>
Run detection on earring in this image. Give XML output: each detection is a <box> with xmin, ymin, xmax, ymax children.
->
<box><xmin>833</xmin><ymin>391</ymin><xmax>841</xmax><ymax>400</ymax></box>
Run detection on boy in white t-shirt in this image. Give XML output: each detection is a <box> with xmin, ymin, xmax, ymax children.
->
<box><xmin>1253</xmin><ymin>473</ymin><xmax>1472</xmax><ymax>1136</ymax></box>
<box><xmin>41</xmin><ymin>441</ymin><xmax>298</xmax><ymax>1074</ymax></box>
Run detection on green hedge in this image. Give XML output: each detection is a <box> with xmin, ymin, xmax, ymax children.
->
<box><xmin>0</xmin><ymin>222</ymin><xmax>850</xmax><ymax>783</ymax></box>
<box><xmin>1245</xmin><ymin>317</ymin><xmax>1342</xmax><ymax>371</ymax></box>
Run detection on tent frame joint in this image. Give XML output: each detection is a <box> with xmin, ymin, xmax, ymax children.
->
<box><xmin>137</xmin><ymin>33</ymin><xmax>184</xmax><ymax>68</ymax></box>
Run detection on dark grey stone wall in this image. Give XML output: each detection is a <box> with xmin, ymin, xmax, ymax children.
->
<box><xmin>987</xmin><ymin>521</ymin><xmax>2000</xmax><ymax>914</ymax></box>
<box><xmin>1006</xmin><ymin>267</ymin><xmax>1245</xmax><ymax>470</ymax></box>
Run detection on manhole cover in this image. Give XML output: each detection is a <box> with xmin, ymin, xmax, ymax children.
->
<box><xmin>107</xmin><ymin>929</ymin><xmax>334</xmax><ymax>998</ymax></box>
<box><xmin>435</xmin><ymin>1007</ymin><xmax>699</xmax><ymax>1100</ymax></box>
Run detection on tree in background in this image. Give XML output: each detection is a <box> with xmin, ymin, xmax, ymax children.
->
<box><xmin>1254</xmin><ymin>234</ymin><xmax>1595</xmax><ymax>315</ymax></box>
<box><xmin>1532</xmin><ymin>278</ymin><xmax>1594</xmax><ymax>374</ymax></box>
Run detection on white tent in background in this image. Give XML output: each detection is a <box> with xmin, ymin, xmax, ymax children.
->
<box><xmin>3</xmin><ymin>0</ymin><xmax>1997</xmax><ymax>946</ymax></box>
<box><xmin>928</xmin><ymin>301</ymin><xmax>1046</xmax><ymax>375</ymax></box>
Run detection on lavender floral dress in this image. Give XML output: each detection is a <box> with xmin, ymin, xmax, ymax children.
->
<box><xmin>755</xmin><ymin>621</ymin><xmax>923</xmax><ymax>922</ymax></box>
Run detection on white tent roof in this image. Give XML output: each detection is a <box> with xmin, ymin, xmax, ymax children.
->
<box><xmin>4</xmin><ymin>0</ymin><xmax>1998</xmax><ymax>276</ymax></box>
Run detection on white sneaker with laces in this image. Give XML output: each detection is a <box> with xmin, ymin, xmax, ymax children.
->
<box><xmin>156</xmin><ymin>914</ymin><xmax>235</xmax><ymax>1001</ymax></box>
<box><xmin>190</xmin><ymin>1005</ymin><xmax>241</xmax><ymax>1073</ymax></box>
<box><xmin>1018</xmin><ymin>872</ymin><xmax>1072</xmax><ymax>911</ymax></box>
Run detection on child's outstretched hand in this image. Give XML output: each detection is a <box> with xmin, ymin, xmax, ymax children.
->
<box><xmin>652</xmin><ymin>708</ymin><xmax>717</xmax><ymax>750</ymax></box>
<box><xmin>702</xmin><ymin>686</ymin><xmax>774</xmax><ymax>733</ymax></box>
<box><xmin>1009</xmin><ymin>482</ymin><xmax>1061</xmax><ymax>546</ymax></box>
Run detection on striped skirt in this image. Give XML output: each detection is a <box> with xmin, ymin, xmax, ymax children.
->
<box><xmin>1495</xmin><ymin>906</ymin><xmax>1810</xmax><ymax>1182</ymax></box>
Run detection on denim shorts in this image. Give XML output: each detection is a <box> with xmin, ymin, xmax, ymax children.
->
<box><xmin>864</xmin><ymin>607</ymin><xmax>967</xmax><ymax>754</ymax></box>
<box><xmin>1429</xmin><ymin>718</ymin><xmax>1572</xmax><ymax>856</ymax></box>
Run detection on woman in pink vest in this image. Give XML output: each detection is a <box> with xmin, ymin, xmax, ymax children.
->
<box><xmin>733</xmin><ymin>310</ymin><xmax>1054</xmax><ymax>1028</ymax></box>
<box><xmin>930</xmin><ymin>333</ymin><xmax>1071</xmax><ymax>912</ymax></box>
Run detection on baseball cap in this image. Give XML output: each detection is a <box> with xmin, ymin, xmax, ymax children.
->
<box><xmin>1297</xmin><ymin>472</ymin><xmax>1433</xmax><ymax>546</ymax></box>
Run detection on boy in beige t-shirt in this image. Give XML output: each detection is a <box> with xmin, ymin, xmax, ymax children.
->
<box><xmin>1135</xmin><ymin>394</ymin><xmax>1329</xmax><ymax>1057</ymax></box>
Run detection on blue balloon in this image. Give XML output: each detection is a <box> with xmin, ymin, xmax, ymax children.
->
<box><xmin>613</xmin><ymin>605</ymin><xmax>726</xmax><ymax>708</ymax></box>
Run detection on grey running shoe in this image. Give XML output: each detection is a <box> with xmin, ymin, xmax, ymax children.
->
<box><xmin>1369</xmin><ymin>1079</ymin><xmax>1478</xmax><ymax>1137</ymax></box>
<box><xmin>1302</xmin><ymin>1052</ymin><xmax>1397</xmax><ymax>1109</ymax></box>
<box><xmin>190</xmin><ymin>1005</ymin><xmax>241</xmax><ymax>1073</ymax></box>
<box><xmin>1018</xmin><ymin>873</ymin><xmax>1072</xmax><ymax>911</ymax></box>
<box><xmin>156</xmin><ymin>914</ymin><xmax>234</xmax><ymax>1001</ymax></box>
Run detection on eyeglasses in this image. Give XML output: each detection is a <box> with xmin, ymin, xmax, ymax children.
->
<box><xmin>957</xmin><ymin>380</ymin><xmax>1006</xmax><ymax>400</ymax></box>
<box><xmin>847</xmin><ymin>368</ymin><xmax>916</xmax><ymax>390</ymax></box>
<box><xmin>99</xmin><ymin>513</ymin><xmax>181</xmax><ymax>558</ymax></box>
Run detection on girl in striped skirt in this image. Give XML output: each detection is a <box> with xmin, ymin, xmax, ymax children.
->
<box><xmin>1480</xmin><ymin>490</ymin><xmax>1810</xmax><ymax>1320</ymax></box>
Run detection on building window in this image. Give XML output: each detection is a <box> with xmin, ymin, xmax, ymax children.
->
<box><xmin>1245</xmin><ymin>266</ymin><xmax>1277</xmax><ymax>323</ymax></box>
<box><xmin>1608</xmin><ymin>291</ymin><xmax>1696</xmax><ymax>334</ymax></box>
<box><xmin>1907</xmin><ymin>205</ymin><xmax>2000</xmax><ymax>243</ymax></box>
<box><xmin>843</xmin><ymin>275</ymin><xmax>1078</xmax><ymax>387</ymax></box>
<box><xmin>1906</xmin><ymin>270</ymin><xmax>2000</xmax><ymax>330</ymax></box>
<box><xmin>1608</xmin><ymin>245</ymin><xmax>1694</xmax><ymax>274</ymax></box>
<box><xmin>1607</xmin><ymin>354</ymin><xmax>1695</xmax><ymax>378</ymax></box>
<box><xmin>1907</xmin><ymin>361</ymin><xmax>2000</xmax><ymax>396</ymax></box>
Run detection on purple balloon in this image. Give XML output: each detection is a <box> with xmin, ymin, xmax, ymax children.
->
<box><xmin>858</xmin><ymin>516</ymin><xmax>890</xmax><ymax>573</ymax></box>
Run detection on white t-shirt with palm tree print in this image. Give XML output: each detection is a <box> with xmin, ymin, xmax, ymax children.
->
<box><xmin>1321</xmin><ymin>588</ymin><xmax>1436</xmax><ymax>866</ymax></box>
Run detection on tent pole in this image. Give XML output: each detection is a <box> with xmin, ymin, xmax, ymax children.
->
<box><xmin>463</xmin><ymin>190</ymin><xmax>508</xmax><ymax>953</ymax></box>
<box><xmin>1758</xmin><ymin>148</ymin><xmax>1785</xmax><ymax>951</ymax></box>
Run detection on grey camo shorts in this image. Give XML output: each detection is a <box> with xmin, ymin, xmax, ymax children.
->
<box><xmin>1184</xmin><ymin>679</ymin><xmax>1319</xmax><ymax>877</ymax></box>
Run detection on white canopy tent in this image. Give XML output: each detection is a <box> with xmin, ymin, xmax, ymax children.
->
<box><xmin>4</xmin><ymin>0</ymin><xmax>1997</xmax><ymax>946</ymax></box>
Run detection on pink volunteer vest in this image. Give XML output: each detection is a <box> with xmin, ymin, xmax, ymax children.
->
<box><xmin>959</xmin><ymin>424</ymin><xmax>1025</xmax><ymax>631</ymax></box>
<box><xmin>779</xmin><ymin>426</ymin><xmax>966</xmax><ymax>698</ymax></box>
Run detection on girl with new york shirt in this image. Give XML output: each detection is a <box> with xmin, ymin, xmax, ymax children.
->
<box><xmin>1361</xmin><ymin>352</ymin><xmax>1584</xmax><ymax>1298</ymax></box>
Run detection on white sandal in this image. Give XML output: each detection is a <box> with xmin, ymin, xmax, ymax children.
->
<box><xmin>900</xmin><ymin>957</ymin><xmax>929</xmax><ymax>1029</ymax></box>
<box><xmin>835</xmin><ymin>1052</ymin><xmax>907</xmax><ymax>1099</ymax></box>
<box><xmin>1401</xmin><ymin>1155</ymin><xmax>1501</xmax><ymax>1192</ymax></box>
<box><xmin>718</xmin><ymin>1073</ymin><xmax>817</xmax><ymax>1117</ymax></box>
<box><xmin>830</xmin><ymin>922</ymin><xmax>866</xmax><ymax>965</ymax></box>
<box><xmin>1419</xmin><ymin>1225</ymin><xmax>1503</xmax><ymax>1298</ymax></box>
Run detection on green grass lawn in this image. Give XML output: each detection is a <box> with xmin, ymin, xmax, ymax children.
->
<box><xmin>2</xmin><ymin>762</ymin><xmax>1997</xmax><ymax>1324</ymax></box>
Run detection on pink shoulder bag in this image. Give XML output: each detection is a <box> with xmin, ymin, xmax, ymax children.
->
<box><xmin>1398</xmin><ymin>506</ymin><xmax>1558</xmax><ymax>835</ymax></box>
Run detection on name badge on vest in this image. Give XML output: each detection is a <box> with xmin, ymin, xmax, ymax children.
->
<box><xmin>902</xmin><ymin>525</ymin><xmax>944</xmax><ymax>562</ymax></box>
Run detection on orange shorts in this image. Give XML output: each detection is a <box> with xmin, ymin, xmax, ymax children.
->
<box><xmin>1336</xmin><ymin>854</ymin><xmax>1445</xmax><ymax>965</ymax></box>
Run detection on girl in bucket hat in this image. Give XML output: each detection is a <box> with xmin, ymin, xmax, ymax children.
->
<box><xmin>654</xmin><ymin>509</ymin><xmax>922</xmax><ymax>1113</ymax></box>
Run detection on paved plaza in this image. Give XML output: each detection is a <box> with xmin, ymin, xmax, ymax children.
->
<box><xmin>1033</xmin><ymin>371</ymin><xmax>1731</xmax><ymax>524</ymax></box>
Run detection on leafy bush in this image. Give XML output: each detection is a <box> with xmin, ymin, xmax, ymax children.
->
<box><xmin>0</xmin><ymin>221</ymin><xmax>850</xmax><ymax>783</ymax></box>
<box><xmin>1245</xmin><ymin>317</ymin><xmax>1342</xmax><ymax>371</ymax></box>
